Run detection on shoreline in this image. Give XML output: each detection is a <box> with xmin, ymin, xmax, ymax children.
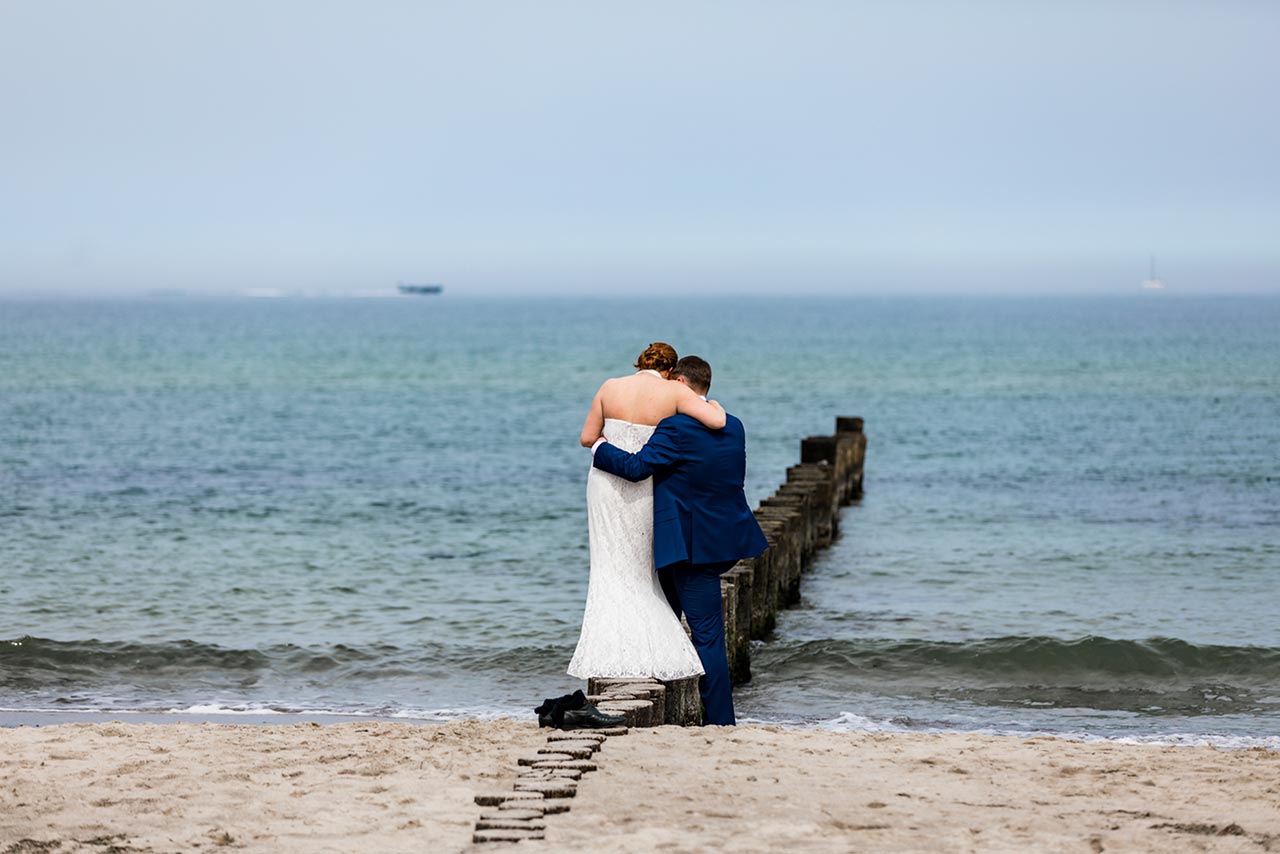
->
<box><xmin>0</xmin><ymin>709</ymin><xmax>445</xmax><ymax>729</ymax></box>
<box><xmin>5</xmin><ymin>709</ymin><xmax>1278</xmax><ymax>752</ymax></box>
<box><xmin>8</xmin><ymin>708</ymin><xmax>1280</xmax><ymax>746</ymax></box>
<box><xmin>3</xmin><ymin>721</ymin><xmax>1278</xmax><ymax>853</ymax></box>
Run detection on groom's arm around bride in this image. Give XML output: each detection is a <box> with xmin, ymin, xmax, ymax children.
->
<box><xmin>591</xmin><ymin>356</ymin><xmax>767</xmax><ymax>725</ymax></box>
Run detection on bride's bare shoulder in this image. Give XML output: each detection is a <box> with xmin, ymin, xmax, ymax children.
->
<box><xmin>598</xmin><ymin>374</ymin><xmax>632</xmax><ymax>392</ymax></box>
<box><xmin>596</xmin><ymin>374</ymin><xmax>636</xmax><ymax>401</ymax></box>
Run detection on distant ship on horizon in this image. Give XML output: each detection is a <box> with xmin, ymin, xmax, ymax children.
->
<box><xmin>398</xmin><ymin>282</ymin><xmax>444</xmax><ymax>295</ymax></box>
<box><xmin>1141</xmin><ymin>255</ymin><xmax>1166</xmax><ymax>290</ymax></box>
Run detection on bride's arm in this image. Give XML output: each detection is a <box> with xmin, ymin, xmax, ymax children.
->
<box><xmin>579</xmin><ymin>382</ymin><xmax>608</xmax><ymax>447</ymax></box>
<box><xmin>675</xmin><ymin>386</ymin><xmax>726</xmax><ymax>430</ymax></box>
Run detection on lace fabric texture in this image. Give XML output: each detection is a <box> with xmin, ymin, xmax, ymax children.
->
<box><xmin>567</xmin><ymin>419</ymin><xmax>705</xmax><ymax>680</ymax></box>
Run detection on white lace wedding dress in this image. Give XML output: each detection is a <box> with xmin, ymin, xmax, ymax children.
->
<box><xmin>567</xmin><ymin>418</ymin><xmax>705</xmax><ymax>680</ymax></box>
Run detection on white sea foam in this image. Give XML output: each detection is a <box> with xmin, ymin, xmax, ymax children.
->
<box><xmin>4</xmin><ymin>702</ymin><xmax>1277</xmax><ymax>750</ymax></box>
<box><xmin>1</xmin><ymin>705</ymin><xmax>302</xmax><ymax>717</ymax></box>
<box><xmin>739</xmin><ymin>712</ymin><xmax>912</xmax><ymax>733</ymax></box>
<box><xmin>165</xmin><ymin>704</ymin><xmax>287</xmax><ymax>716</ymax></box>
<box><xmin>155</xmin><ymin>704</ymin><xmax>526</xmax><ymax>721</ymax></box>
<box><xmin>388</xmin><ymin>707</ymin><xmax>531</xmax><ymax>721</ymax></box>
<box><xmin>0</xmin><ymin>703</ymin><xmax>531</xmax><ymax>722</ymax></box>
<box><xmin>0</xmin><ymin>706</ymin><xmax>114</xmax><ymax>715</ymax></box>
<box><xmin>804</xmin><ymin>710</ymin><xmax>1280</xmax><ymax>751</ymax></box>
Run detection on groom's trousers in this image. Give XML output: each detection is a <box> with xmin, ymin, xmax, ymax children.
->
<box><xmin>658</xmin><ymin>560</ymin><xmax>737</xmax><ymax>726</ymax></box>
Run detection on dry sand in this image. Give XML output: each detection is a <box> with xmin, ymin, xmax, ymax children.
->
<box><xmin>551</xmin><ymin>727</ymin><xmax>1280</xmax><ymax>853</ymax></box>
<box><xmin>0</xmin><ymin>719</ymin><xmax>542</xmax><ymax>854</ymax></box>
<box><xmin>2</xmin><ymin>721</ymin><xmax>1277</xmax><ymax>853</ymax></box>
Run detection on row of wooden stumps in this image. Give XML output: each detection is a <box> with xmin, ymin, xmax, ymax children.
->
<box><xmin>470</xmin><ymin>680</ymin><xmax>700</xmax><ymax>843</ymax></box>
<box><xmin>471</xmin><ymin>416</ymin><xmax>866</xmax><ymax>843</ymax></box>
<box><xmin>724</xmin><ymin>415</ymin><xmax>867</xmax><ymax>685</ymax></box>
<box><xmin>471</xmin><ymin>726</ymin><xmax>625</xmax><ymax>844</ymax></box>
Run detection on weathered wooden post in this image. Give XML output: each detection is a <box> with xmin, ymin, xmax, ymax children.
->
<box><xmin>760</xmin><ymin>491</ymin><xmax>815</xmax><ymax>565</ymax></box>
<box><xmin>720</xmin><ymin>575</ymin><xmax>737</xmax><ymax>681</ymax></box>
<box><xmin>722</xmin><ymin>563</ymin><xmax>753</xmax><ymax>684</ymax></box>
<box><xmin>753</xmin><ymin>508</ymin><xmax>803</xmax><ymax>606</ymax></box>
<box><xmin>800</xmin><ymin>435</ymin><xmax>843</xmax><ymax>499</ymax></box>
<box><xmin>786</xmin><ymin>462</ymin><xmax>840</xmax><ymax>540</ymax></box>
<box><xmin>774</xmin><ymin>480</ymin><xmax>824</xmax><ymax>548</ymax></box>
<box><xmin>835</xmin><ymin>416</ymin><xmax>867</xmax><ymax>499</ymax></box>
<box><xmin>753</xmin><ymin>521</ymin><xmax>789</xmax><ymax>608</ymax></box>
<box><xmin>661</xmin><ymin>676</ymin><xmax>701</xmax><ymax>725</ymax></box>
<box><xmin>752</xmin><ymin>546</ymin><xmax>778</xmax><ymax>637</ymax></box>
<box><xmin>777</xmin><ymin>480</ymin><xmax>830</xmax><ymax>551</ymax></box>
<box><xmin>737</xmin><ymin>555</ymin><xmax>770</xmax><ymax>639</ymax></box>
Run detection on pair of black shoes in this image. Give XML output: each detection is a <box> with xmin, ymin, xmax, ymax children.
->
<box><xmin>535</xmin><ymin>689</ymin><xmax>626</xmax><ymax>729</ymax></box>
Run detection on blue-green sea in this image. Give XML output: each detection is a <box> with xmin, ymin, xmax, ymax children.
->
<box><xmin>2</xmin><ymin>294</ymin><xmax>1277</xmax><ymax>746</ymax></box>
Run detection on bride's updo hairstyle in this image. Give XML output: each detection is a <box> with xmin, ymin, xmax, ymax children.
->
<box><xmin>634</xmin><ymin>342</ymin><xmax>678</xmax><ymax>375</ymax></box>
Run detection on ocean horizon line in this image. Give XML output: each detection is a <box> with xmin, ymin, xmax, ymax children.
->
<box><xmin>3</xmin><ymin>289</ymin><xmax>1279</xmax><ymax>302</ymax></box>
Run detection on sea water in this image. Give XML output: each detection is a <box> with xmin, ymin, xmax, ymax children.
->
<box><xmin>2</xmin><ymin>295</ymin><xmax>1277</xmax><ymax>745</ymax></box>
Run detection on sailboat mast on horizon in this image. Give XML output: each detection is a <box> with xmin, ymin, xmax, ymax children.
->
<box><xmin>1142</xmin><ymin>254</ymin><xmax>1166</xmax><ymax>290</ymax></box>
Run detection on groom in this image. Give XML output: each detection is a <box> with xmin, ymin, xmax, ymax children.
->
<box><xmin>591</xmin><ymin>356</ymin><xmax>768</xmax><ymax>725</ymax></box>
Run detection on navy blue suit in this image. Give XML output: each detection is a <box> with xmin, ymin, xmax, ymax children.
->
<box><xmin>593</xmin><ymin>412</ymin><xmax>767</xmax><ymax>725</ymax></box>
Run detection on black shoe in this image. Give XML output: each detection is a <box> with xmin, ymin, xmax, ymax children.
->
<box><xmin>535</xmin><ymin>689</ymin><xmax>585</xmax><ymax>728</ymax></box>
<box><xmin>534</xmin><ymin>690</ymin><xmax>626</xmax><ymax>729</ymax></box>
<box><xmin>554</xmin><ymin>704</ymin><xmax>626</xmax><ymax>730</ymax></box>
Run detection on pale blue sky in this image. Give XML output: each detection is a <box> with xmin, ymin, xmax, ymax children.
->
<box><xmin>2</xmin><ymin>1</ymin><xmax>1277</xmax><ymax>295</ymax></box>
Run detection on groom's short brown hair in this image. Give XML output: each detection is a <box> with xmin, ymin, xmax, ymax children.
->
<box><xmin>672</xmin><ymin>356</ymin><xmax>711</xmax><ymax>395</ymax></box>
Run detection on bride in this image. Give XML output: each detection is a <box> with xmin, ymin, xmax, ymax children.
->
<box><xmin>567</xmin><ymin>342</ymin><xmax>726</xmax><ymax>680</ymax></box>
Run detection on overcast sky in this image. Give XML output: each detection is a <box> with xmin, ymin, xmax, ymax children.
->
<box><xmin>2</xmin><ymin>1</ymin><xmax>1277</xmax><ymax>296</ymax></box>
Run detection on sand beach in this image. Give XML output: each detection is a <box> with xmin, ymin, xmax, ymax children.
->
<box><xmin>2</xmin><ymin>720</ymin><xmax>1277</xmax><ymax>853</ymax></box>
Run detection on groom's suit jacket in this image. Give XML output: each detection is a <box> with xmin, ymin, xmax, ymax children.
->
<box><xmin>593</xmin><ymin>412</ymin><xmax>768</xmax><ymax>571</ymax></box>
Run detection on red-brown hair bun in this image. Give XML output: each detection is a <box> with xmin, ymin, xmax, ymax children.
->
<box><xmin>634</xmin><ymin>342</ymin><xmax>678</xmax><ymax>373</ymax></box>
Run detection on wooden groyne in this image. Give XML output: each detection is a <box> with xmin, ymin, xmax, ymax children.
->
<box><xmin>473</xmin><ymin>417</ymin><xmax>866</xmax><ymax>842</ymax></box>
<box><xmin>584</xmin><ymin>416</ymin><xmax>867</xmax><ymax>726</ymax></box>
